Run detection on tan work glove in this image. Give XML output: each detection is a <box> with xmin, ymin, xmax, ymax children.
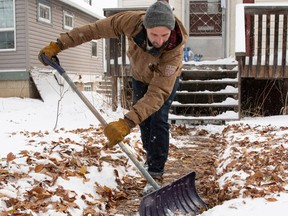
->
<box><xmin>38</xmin><ymin>41</ymin><xmax>62</xmax><ymax>66</ymax></box>
<box><xmin>104</xmin><ymin>118</ymin><xmax>131</xmax><ymax>148</ymax></box>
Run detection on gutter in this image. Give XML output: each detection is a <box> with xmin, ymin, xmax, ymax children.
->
<box><xmin>59</xmin><ymin>0</ymin><xmax>104</xmax><ymax>19</ymax></box>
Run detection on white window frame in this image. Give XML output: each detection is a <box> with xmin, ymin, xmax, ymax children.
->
<box><xmin>91</xmin><ymin>40</ymin><xmax>98</xmax><ymax>57</ymax></box>
<box><xmin>0</xmin><ymin>0</ymin><xmax>16</xmax><ymax>51</ymax></box>
<box><xmin>63</xmin><ymin>11</ymin><xmax>74</xmax><ymax>30</ymax></box>
<box><xmin>38</xmin><ymin>3</ymin><xmax>51</xmax><ymax>24</ymax></box>
<box><xmin>84</xmin><ymin>83</ymin><xmax>92</xmax><ymax>91</ymax></box>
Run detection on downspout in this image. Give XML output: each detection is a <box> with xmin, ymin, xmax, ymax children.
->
<box><xmin>226</xmin><ymin>0</ymin><xmax>230</xmax><ymax>58</ymax></box>
<box><xmin>103</xmin><ymin>39</ymin><xmax>106</xmax><ymax>73</ymax></box>
<box><xmin>221</xmin><ymin>0</ymin><xmax>229</xmax><ymax>58</ymax></box>
<box><xmin>24</xmin><ymin>0</ymin><xmax>29</xmax><ymax>71</ymax></box>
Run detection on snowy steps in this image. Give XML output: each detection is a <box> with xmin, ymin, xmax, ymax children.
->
<box><xmin>169</xmin><ymin>63</ymin><xmax>240</xmax><ymax>124</ymax></box>
<box><xmin>93</xmin><ymin>76</ymin><xmax>113</xmax><ymax>97</ymax></box>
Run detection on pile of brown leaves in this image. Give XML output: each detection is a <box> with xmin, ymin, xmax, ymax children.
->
<box><xmin>0</xmin><ymin>123</ymin><xmax>288</xmax><ymax>215</ymax></box>
<box><xmin>216</xmin><ymin>124</ymin><xmax>288</xmax><ymax>202</ymax></box>
<box><xmin>0</xmin><ymin>127</ymin><xmax>144</xmax><ymax>215</ymax></box>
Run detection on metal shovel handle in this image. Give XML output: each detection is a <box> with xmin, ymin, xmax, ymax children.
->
<box><xmin>41</xmin><ymin>54</ymin><xmax>160</xmax><ymax>190</ymax></box>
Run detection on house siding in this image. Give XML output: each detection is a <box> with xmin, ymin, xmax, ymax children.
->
<box><xmin>28</xmin><ymin>0</ymin><xmax>104</xmax><ymax>77</ymax></box>
<box><xmin>0</xmin><ymin>0</ymin><xmax>27</xmax><ymax>71</ymax></box>
<box><xmin>0</xmin><ymin>0</ymin><xmax>106</xmax><ymax>98</ymax></box>
<box><xmin>119</xmin><ymin>0</ymin><xmax>182</xmax><ymax>19</ymax></box>
<box><xmin>119</xmin><ymin>0</ymin><xmax>155</xmax><ymax>7</ymax></box>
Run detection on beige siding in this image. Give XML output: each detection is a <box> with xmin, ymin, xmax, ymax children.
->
<box><xmin>0</xmin><ymin>0</ymin><xmax>104</xmax><ymax>77</ymax></box>
<box><xmin>119</xmin><ymin>0</ymin><xmax>183</xmax><ymax>30</ymax></box>
<box><xmin>119</xmin><ymin>0</ymin><xmax>155</xmax><ymax>7</ymax></box>
<box><xmin>171</xmin><ymin>0</ymin><xmax>182</xmax><ymax>20</ymax></box>
<box><xmin>0</xmin><ymin>0</ymin><xmax>106</xmax><ymax>98</ymax></box>
<box><xmin>0</xmin><ymin>0</ymin><xmax>27</xmax><ymax>71</ymax></box>
<box><xmin>28</xmin><ymin>0</ymin><xmax>104</xmax><ymax>77</ymax></box>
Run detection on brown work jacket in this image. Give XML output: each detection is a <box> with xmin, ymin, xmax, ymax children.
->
<box><xmin>58</xmin><ymin>10</ymin><xmax>188</xmax><ymax>126</ymax></box>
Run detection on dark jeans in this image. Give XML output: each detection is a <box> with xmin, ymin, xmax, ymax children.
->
<box><xmin>132</xmin><ymin>77</ymin><xmax>179</xmax><ymax>176</ymax></box>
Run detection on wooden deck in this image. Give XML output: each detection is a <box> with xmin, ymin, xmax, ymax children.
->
<box><xmin>235</xmin><ymin>3</ymin><xmax>288</xmax><ymax>79</ymax></box>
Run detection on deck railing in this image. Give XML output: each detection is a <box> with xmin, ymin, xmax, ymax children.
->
<box><xmin>235</xmin><ymin>3</ymin><xmax>288</xmax><ymax>78</ymax></box>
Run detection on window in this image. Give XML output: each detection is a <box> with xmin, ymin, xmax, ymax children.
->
<box><xmin>38</xmin><ymin>2</ymin><xmax>51</xmax><ymax>24</ymax></box>
<box><xmin>0</xmin><ymin>0</ymin><xmax>15</xmax><ymax>50</ymax></box>
<box><xmin>83</xmin><ymin>0</ymin><xmax>92</xmax><ymax>6</ymax></box>
<box><xmin>63</xmin><ymin>11</ymin><xmax>74</xmax><ymax>30</ymax></box>
<box><xmin>84</xmin><ymin>83</ymin><xmax>92</xmax><ymax>91</ymax></box>
<box><xmin>92</xmin><ymin>40</ymin><xmax>98</xmax><ymax>57</ymax></box>
<box><xmin>189</xmin><ymin>0</ymin><xmax>222</xmax><ymax>36</ymax></box>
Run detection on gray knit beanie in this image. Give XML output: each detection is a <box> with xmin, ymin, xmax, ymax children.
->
<box><xmin>143</xmin><ymin>1</ymin><xmax>175</xmax><ymax>30</ymax></box>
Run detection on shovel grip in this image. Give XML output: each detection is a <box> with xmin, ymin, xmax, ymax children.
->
<box><xmin>41</xmin><ymin>54</ymin><xmax>65</xmax><ymax>75</ymax></box>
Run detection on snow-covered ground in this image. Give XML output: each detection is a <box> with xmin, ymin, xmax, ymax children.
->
<box><xmin>0</xmin><ymin>68</ymin><xmax>288</xmax><ymax>215</ymax></box>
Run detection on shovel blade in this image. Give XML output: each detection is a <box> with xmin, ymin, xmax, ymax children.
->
<box><xmin>139</xmin><ymin>171</ymin><xmax>207</xmax><ymax>216</ymax></box>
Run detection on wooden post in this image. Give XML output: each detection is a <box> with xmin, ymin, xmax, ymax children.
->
<box><xmin>282</xmin><ymin>79</ymin><xmax>288</xmax><ymax>114</ymax></box>
<box><xmin>103</xmin><ymin>7</ymin><xmax>148</xmax><ymax>112</ymax></box>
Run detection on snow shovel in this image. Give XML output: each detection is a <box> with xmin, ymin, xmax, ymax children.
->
<box><xmin>41</xmin><ymin>54</ymin><xmax>207</xmax><ymax>215</ymax></box>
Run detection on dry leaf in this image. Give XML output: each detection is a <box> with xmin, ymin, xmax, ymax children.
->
<box><xmin>79</xmin><ymin>165</ymin><xmax>87</xmax><ymax>175</ymax></box>
<box><xmin>265</xmin><ymin>197</ymin><xmax>278</xmax><ymax>202</ymax></box>
<box><xmin>6</xmin><ymin>152</ymin><xmax>16</xmax><ymax>162</ymax></box>
<box><xmin>35</xmin><ymin>164</ymin><xmax>45</xmax><ymax>172</ymax></box>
